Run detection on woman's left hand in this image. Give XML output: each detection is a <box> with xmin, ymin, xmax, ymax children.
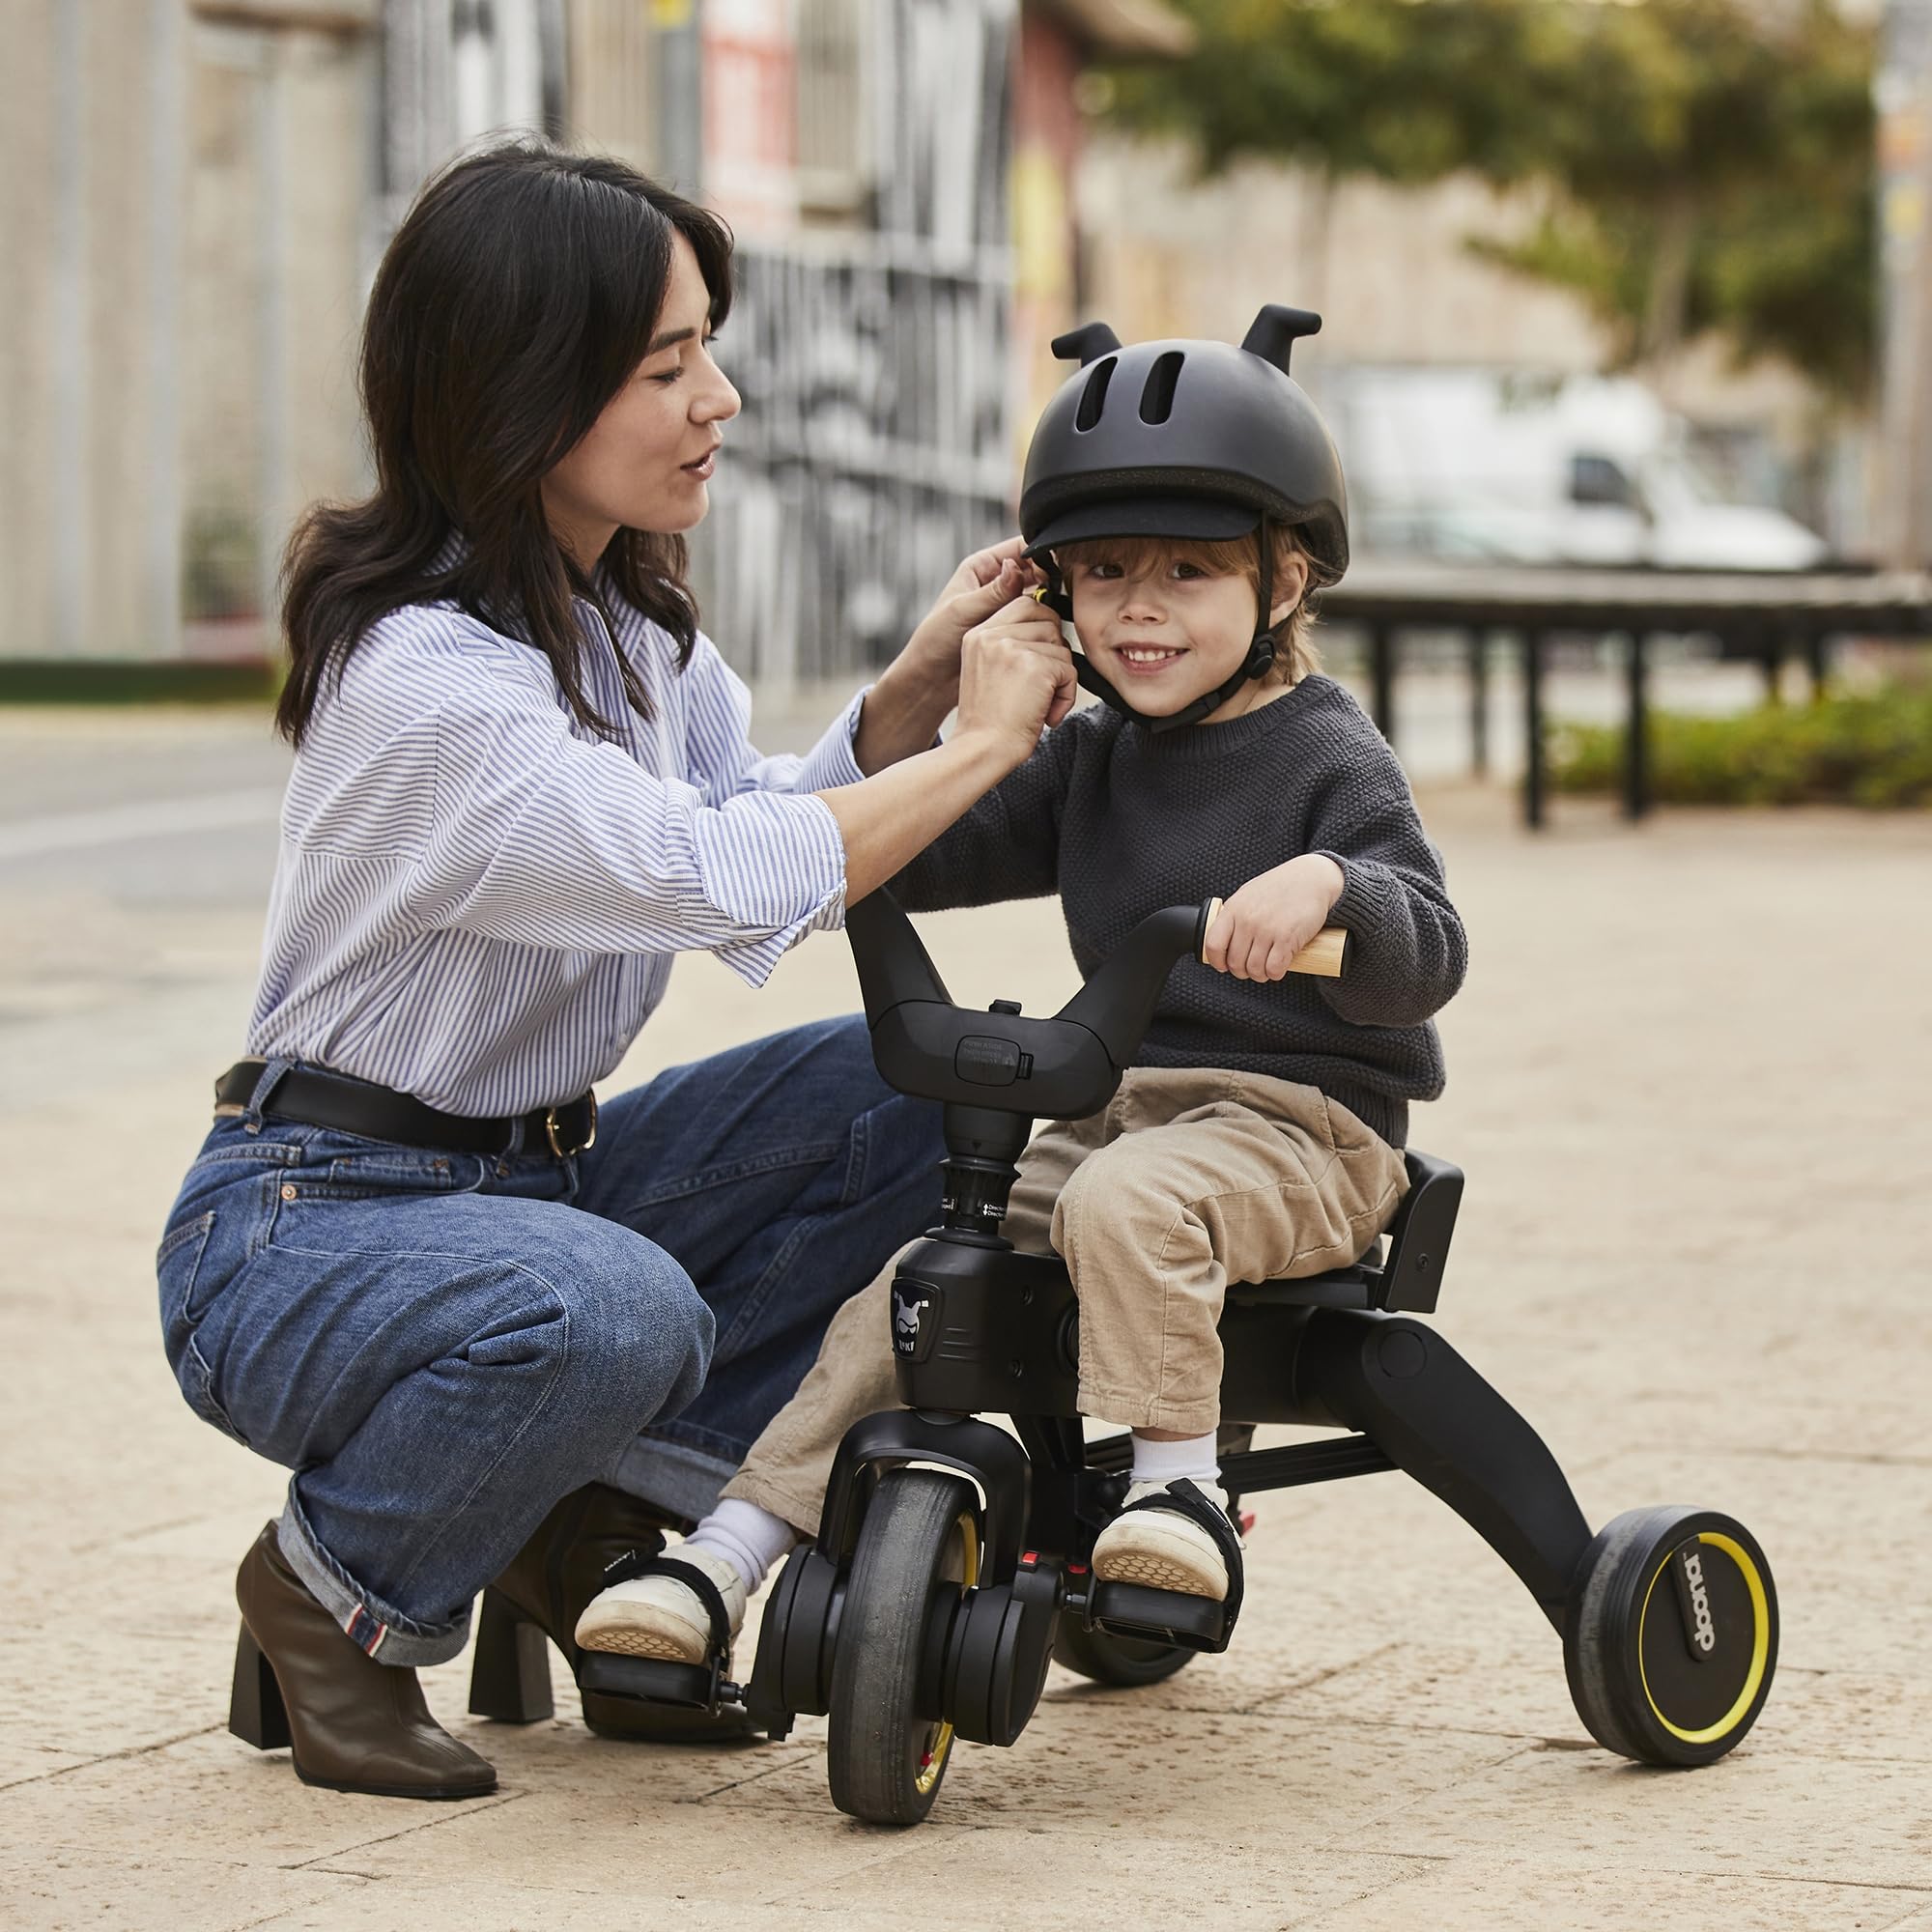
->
<box><xmin>902</xmin><ymin>537</ymin><xmax>1044</xmax><ymax>693</ymax></box>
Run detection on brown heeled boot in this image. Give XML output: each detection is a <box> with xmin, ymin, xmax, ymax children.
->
<box><xmin>469</xmin><ymin>1482</ymin><xmax>758</xmax><ymax>1744</ymax></box>
<box><xmin>230</xmin><ymin>1522</ymin><xmax>497</xmax><ymax>1800</ymax></box>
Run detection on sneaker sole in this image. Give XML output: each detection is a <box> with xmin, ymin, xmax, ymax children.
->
<box><xmin>574</xmin><ymin>1620</ymin><xmax>710</xmax><ymax>1664</ymax></box>
<box><xmin>1092</xmin><ymin>1549</ymin><xmax>1229</xmax><ymax>1600</ymax></box>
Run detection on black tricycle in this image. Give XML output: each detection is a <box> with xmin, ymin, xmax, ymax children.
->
<box><xmin>573</xmin><ymin>889</ymin><xmax>1778</xmax><ymax>1825</ymax></box>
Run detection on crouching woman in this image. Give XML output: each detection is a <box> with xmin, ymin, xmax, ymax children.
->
<box><xmin>154</xmin><ymin>142</ymin><xmax>1074</xmax><ymax>1800</ymax></box>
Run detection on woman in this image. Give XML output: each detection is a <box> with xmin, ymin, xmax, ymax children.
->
<box><xmin>156</xmin><ymin>141</ymin><xmax>1075</xmax><ymax>1801</ymax></box>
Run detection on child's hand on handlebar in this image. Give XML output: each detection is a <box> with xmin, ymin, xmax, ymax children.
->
<box><xmin>953</xmin><ymin>594</ymin><xmax>1078</xmax><ymax>769</ymax></box>
<box><xmin>1203</xmin><ymin>855</ymin><xmax>1347</xmax><ymax>981</ymax></box>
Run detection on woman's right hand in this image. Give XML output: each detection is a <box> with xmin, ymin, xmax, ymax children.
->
<box><xmin>952</xmin><ymin>594</ymin><xmax>1078</xmax><ymax>771</ymax></box>
<box><xmin>816</xmin><ymin>593</ymin><xmax>1075</xmax><ymax>903</ymax></box>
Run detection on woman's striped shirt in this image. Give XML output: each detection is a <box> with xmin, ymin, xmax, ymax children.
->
<box><xmin>245</xmin><ymin>594</ymin><xmax>861</xmax><ymax>1116</ymax></box>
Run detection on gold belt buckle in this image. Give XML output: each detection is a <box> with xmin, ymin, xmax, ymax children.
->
<box><xmin>545</xmin><ymin>1092</ymin><xmax>598</xmax><ymax>1158</ymax></box>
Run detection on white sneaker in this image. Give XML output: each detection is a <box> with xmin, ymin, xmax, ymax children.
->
<box><xmin>1090</xmin><ymin>1481</ymin><xmax>1236</xmax><ymax>1601</ymax></box>
<box><xmin>573</xmin><ymin>1546</ymin><xmax>747</xmax><ymax>1664</ymax></box>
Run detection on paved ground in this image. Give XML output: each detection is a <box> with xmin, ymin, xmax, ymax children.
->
<box><xmin>1</xmin><ymin>700</ymin><xmax>1929</xmax><ymax>1931</ymax></box>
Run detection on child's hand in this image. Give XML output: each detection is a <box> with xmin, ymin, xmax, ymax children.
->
<box><xmin>1203</xmin><ymin>855</ymin><xmax>1347</xmax><ymax>981</ymax></box>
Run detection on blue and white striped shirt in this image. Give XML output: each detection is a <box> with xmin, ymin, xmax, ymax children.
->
<box><xmin>247</xmin><ymin>594</ymin><xmax>863</xmax><ymax>1115</ymax></box>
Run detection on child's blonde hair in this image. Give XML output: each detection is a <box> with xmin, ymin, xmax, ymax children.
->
<box><xmin>1054</xmin><ymin>525</ymin><xmax>1335</xmax><ymax>684</ymax></box>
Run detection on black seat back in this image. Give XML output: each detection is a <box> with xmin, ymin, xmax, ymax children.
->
<box><xmin>1222</xmin><ymin>1149</ymin><xmax>1464</xmax><ymax>1316</ymax></box>
<box><xmin>1370</xmin><ymin>1150</ymin><xmax>1463</xmax><ymax>1314</ymax></box>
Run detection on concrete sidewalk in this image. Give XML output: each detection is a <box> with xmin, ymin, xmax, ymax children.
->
<box><xmin>1</xmin><ymin>740</ymin><xmax>1929</xmax><ymax>1931</ymax></box>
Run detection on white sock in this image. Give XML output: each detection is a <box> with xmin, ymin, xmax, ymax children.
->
<box><xmin>681</xmin><ymin>1498</ymin><xmax>798</xmax><ymax>1595</ymax></box>
<box><xmin>1129</xmin><ymin>1431</ymin><xmax>1221</xmax><ymax>1491</ymax></box>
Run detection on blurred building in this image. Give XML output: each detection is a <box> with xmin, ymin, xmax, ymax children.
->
<box><xmin>31</xmin><ymin>1</ymin><xmax>1867</xmax><ymax>666</ymax></box>
<box><xmin>0</xmin><ymin>0</ymin><xmax>1187</xmax><ymax>681</ymax></box>
<box><xmin>1</xmin><ymin>1</ymin><xmax>382</xmax><ymax>667</ymax></box>
<box><xmin>692</xmin><ymin>0</ymin><xmax>1018</xmax><ymax>686</ymax></box>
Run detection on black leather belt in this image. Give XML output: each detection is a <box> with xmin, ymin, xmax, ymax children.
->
<box><xmin>214</xmin><ymin>1060</ymin><xmax>599</xmax><ymax>1158</ymax></box>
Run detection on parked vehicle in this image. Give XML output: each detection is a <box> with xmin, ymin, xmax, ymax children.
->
<box><xmin>1323</xmin><ymin>368</ymin><xmax>1829</xmax><ymax>570</ymax></box>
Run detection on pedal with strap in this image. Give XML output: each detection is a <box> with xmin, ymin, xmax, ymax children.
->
<box><xmin>574</xmin><ymin>1549</ymin><xmax>747</xmax><ymax>1716</ymax></box>
<box><xmin>1085</xmin><ymin>1479</ymin><xmax>1247</xmax><ymax>1655</ymax></box>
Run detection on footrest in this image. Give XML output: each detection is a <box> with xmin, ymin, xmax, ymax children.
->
<box><xmin>577</xmin><ymin>1653</ymin><xmax>727</xmax><ymax>1712</ymax></box>
<box><xmin>1089</xmin><ymin>1580</ymin><xmax>1229</xmax><ymax>1652</ymax></box>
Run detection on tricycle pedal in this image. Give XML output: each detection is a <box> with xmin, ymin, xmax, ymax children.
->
<box><xmin>1089</xmin><ymin>1579</ymin><xmax>1229</xmax><ymax>1652</ymax></box>
<box><xmin>576</xmin><ymin>1652</ymin><xmax>740</xmax><ymax>1714</ymax></box>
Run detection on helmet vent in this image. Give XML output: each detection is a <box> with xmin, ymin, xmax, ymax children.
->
<box><xmin>1074</xmin><ymin>357</ymin><xmax>1117</xmax><ymax>432</ymax></box>
<box><xmin>1138</xmin><ymin>352</ymin><xmax>1184</xmax><ymax>426</ymax></box>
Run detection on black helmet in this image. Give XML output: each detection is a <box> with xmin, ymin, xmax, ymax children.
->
<box><xmin>1019</xmin><ymin>307</ymin><xmax>1349</xmax><ymax>733</ymax></box>
<box><xmin>1020</xmin><ymin>305</ymin><xmax>1349</xmax><ymax>579</ymax></box>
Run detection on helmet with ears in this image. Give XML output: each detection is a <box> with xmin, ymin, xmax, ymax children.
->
<box><xmin>1019</xmin><ymin>306</ymin><xmax>1349</xmax><ymax>580</ymax></box>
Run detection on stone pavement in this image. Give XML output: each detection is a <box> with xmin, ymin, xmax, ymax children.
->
<box><xmin>1</xmin><ymin>711</ymin><xmax>1930</xmax><ymax>1931</ymax></box>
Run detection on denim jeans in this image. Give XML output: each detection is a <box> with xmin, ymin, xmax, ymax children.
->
<box><xmin>156</xmin><ymin>1016</ymin><xmax>942</xmax><ymax>1665</ymax></box>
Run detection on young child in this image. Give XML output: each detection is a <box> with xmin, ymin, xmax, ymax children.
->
<box><xmin>573</xmin><ymin>314</ymin><xmax>1468</xmax><ymax>1663</ymax></box>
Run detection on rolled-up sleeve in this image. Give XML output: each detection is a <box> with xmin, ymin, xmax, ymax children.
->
<box><xmin>398</xmin><ymin>661</ymin><xmax>847</xmax><ymax>988</ymax></box>
<box><xmin>684</xmin><ymin>634</ymin><xmax>868</xmax><ymax>804</ymax></box>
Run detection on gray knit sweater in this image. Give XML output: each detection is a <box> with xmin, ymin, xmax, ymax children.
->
<box><xmin>891</xmin><ymin>674</ymin><xmax>1467</xmax><ymax>1148</ymax></box>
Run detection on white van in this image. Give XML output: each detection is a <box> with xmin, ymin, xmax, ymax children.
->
<box><xmin>1321</xmin><ymin>368</ymin><xmax>1829</xmax><ymax>570</ymax></box>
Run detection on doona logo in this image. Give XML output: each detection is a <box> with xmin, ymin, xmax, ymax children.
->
<box><xmin>1679</xmin><ymin>1548</ymin><xmax>1717</xmax><ymax>1654</ymax></box>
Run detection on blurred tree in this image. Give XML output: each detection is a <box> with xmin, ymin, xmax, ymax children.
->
<box><xmin>1104</xmin><ymin>0</ymin><xmax>1876</xmax><ymax>402</ymax></box>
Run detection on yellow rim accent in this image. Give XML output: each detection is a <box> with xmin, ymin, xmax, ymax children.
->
<box><xmin>913</xmin><ymin>1511</ymin><xmax>980</xmax><ymax>1797</ymax></box>
<box><xmin>1638</xmin><ymin>1532</ymin><xmax>1771</xmax><ymax>1746</ymax></box>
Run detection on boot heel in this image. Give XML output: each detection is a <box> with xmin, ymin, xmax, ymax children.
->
<box><xmin>469</xmin><ymin>1586</ymin><xmax>554</xmax><ymax>1723</ymax></box>
<box><xmin>228</xmin><ymin>1623</ymin><xmax>292</xmax><ymax>1750</ymax></box>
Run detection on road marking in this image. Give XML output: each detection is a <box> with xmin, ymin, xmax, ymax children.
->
<box><xmin>0</xmin><ymin>787</ymin><xmax>282</xmax><ymax>862</ymax></box>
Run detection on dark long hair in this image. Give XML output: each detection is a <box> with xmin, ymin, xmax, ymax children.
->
<box><xmin>277</xmin><ymin>141</ymin><xmax>733</xmax><ymax>745</ymax></box>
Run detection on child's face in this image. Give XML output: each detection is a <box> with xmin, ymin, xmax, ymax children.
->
<box><xmin>1061</xmin><ymin>536</ymin><xmax>1307</xmax><ymax>723</ymax></box>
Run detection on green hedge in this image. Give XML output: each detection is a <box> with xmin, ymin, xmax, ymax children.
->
<box><xmin>0</xmin><ymin>659</ymin><xmax>279</xmax><ymax>705</ymax></box>
<box><xmin>1548</xmin><ymin>686</ymin><xmax>1932</xmax><ymax>808</ymax></box>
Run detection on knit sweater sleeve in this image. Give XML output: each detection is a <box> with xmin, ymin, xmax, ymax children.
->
<box><xmin>887</xmin><ymin>714</ymin><xmax>1082</xmax><ymax>912</ymax></box>
<box><xmin>1306</xmin><ymin>724</ymin><xmax>1468</xmax><ymax>1029</ymax></box>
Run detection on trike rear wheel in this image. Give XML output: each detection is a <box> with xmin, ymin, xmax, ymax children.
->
<box><xmin>1565</xmin><ymin>1505</ymin><xmax>1776</xmax><ymax>1768</ymax></box>
<box><xmin>1051</xmin><ymin>1615</ymin><xmax>1196</xmax><ymax>1688</ymax></box>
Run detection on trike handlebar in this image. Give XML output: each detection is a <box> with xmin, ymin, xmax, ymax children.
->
<box><xmin>845</xmin><ymin>888</ymin><xmax>1348</xmax><ymax>1122</ymax></box>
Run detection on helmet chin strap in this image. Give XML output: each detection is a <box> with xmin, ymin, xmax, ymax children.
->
<box><xmin>1049</xmin><ymin>523</ymin><xmax>1280</xmax><ymax>736</ymax></box>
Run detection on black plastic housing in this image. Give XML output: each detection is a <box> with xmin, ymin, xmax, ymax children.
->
<box><xmin>891</xmin><ymin>1238</ymin><xmax>1079</xmax><ymax>1415</ymax></box>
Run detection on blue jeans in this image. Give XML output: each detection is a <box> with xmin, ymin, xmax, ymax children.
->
<box><xmin>156</xmin><ymin>1017</ymin><xmax>942</xmax><ymax>1665</ymax></box>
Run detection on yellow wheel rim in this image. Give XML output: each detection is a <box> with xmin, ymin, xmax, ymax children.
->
<box><xmin>913</xmin><ymin>1511</ymin><xmax>980</xmax><ymax>1796</ymax></box>
<box><xmin>1638</xmin><ymin>1531</ymin><xmax>1771</xmax><ymax>1746</ymax></box>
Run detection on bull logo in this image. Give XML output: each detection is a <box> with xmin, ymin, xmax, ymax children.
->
<box><xmin>892</xmin><ymin>1283</ymin><xmax>925</xmax><ymax>1356</ymax></box>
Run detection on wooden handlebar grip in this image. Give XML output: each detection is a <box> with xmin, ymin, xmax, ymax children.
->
<box><xmin>1199</xmin><ymin>897</ymin><xmax>1349</xmax><ymax>979</ymax></box>
<box><xmin>1198</xmin><ymin>896</ymin><xmax>1224</xmax><ymax>961</ymax></box>
<box><xmin>1290</xmin><ymin>926</ymin><xmax>1349</xmax><ymax>978</ymax></box>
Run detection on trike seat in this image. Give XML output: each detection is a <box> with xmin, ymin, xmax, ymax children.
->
<box><xmin>1230</xmin><ymin>1148</ymin><xmax>1463</xmax><ymax>1315</ymax></box>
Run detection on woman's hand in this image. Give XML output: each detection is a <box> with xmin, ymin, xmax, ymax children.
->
<box><xmin>952</xmin><ymin>593</ymin><xmax>1078</xmax><ymax>771</ymax></box>
<box><xmin>818</xmin><ymin>597</ymin><xmax>1073</xmax><ymax>903</ymax></box>
<box><xmin>821</xmin><ymin>574</ymin><xmax>1073</xmax><ymax>903</ymax></box>
<box><xmin>853</xmin><ymin>539</ymin><xmax>1047</xmax><ymax>775</ymax></box>
<box><xmin>1204</xmin><ymin>855</ymin><xmax>1347</xmax><ymax>981</ymax></box>
<box><xmin>906</xmin><ymin>537</ymin><xmax>1045</xmax><ymax>690</ymax></box>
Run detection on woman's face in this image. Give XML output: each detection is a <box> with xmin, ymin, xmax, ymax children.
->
<box><xmin>541</xmin><ymin>231</ymin><xmax>741</xmax><ymax>560</ymax></box>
